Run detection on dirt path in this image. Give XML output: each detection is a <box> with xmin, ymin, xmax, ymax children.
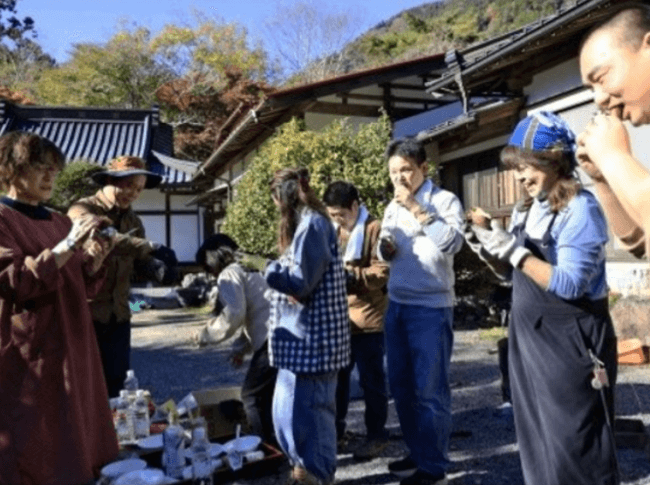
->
<box><xmin>129</xmin><ymin>308</ymin><xmax>650</xmax><ymax>485</ymax></box>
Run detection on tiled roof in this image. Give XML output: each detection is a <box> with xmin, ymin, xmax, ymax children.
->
<box><xmin>0</xmin><ymin>102</ymin><xmax>197</xmax><ymax>187</ymax></box>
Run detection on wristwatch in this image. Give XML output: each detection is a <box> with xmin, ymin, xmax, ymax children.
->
<box><xmin>64</xmin><ymin>235</ymin><xmax>78</xmax><ymax>251</ymax></box>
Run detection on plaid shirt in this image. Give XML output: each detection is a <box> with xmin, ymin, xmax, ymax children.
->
<box><xmin>265</xmin><ymin>208</ymin><xmax>351</xmax><ymax>374</ymax></box>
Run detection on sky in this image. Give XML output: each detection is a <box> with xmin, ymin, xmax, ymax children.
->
<box><xmin>17</xmin><ymin>0</ymin><xmax>436</xmax><ymax>64</ymax></box>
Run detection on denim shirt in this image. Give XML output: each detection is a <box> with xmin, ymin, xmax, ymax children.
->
<box><xmin>508</xmin><ymin>190</ymin><xmax>609</xmax><ymax>301</ymax></box>
<box><xmin>265</xmin><ymin>208</ymin><xmax>351</xmax><ymax>373</ymax></box>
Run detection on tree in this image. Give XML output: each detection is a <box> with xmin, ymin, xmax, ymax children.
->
<box><xmin>263</xmin><ymin>0</ymin><xmax>364</xmax><ymax>84</ymax></box>
<box><xmin>151</xmin><ymin>16</ymin><xmax>271</xmax><ymax>85</ymax></box>
<box><xmin>221</xmin><ymin>113</ymin><xmax>393</xmax><ymax>256</ymax></box>
<box><xmin>36</xmin><ymin>25</ymin><xmax>173</xmax><ymax>108</ymax></box>
<box><xmin>1</xmin><ymin>0</ymin><xmax>34</xmax><ymax>47</ymax></box>
<box><xmin>1</xmin><ymin>0</ymin><xmax>53</xmax><ymax>102</ymax></box>
<box><xmin>151</xmin><ymin>15</ymin><xmax>275</xmax><ymax>160</ymax></box>
<box><xmin>48</xmin><ymin>160</ymin><xmax>103</xmax><ymax>211</ymax></box>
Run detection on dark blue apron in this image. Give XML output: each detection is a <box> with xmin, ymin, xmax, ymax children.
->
<box><xmin>509</xmin><ymin>209</ymin><xmax>619</xmax><ymax>485</ymax></box>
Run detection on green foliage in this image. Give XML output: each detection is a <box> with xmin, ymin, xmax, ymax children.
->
<box><xmin>151</xmin><ymin>20</ymin><xmax>270</xmax><ymax>84</ymax></box>
<box><xmin>1</xmin><ymin>0</ymin><xmax>34</xmax><ymax>45</ymax></box>
<box><xmin>36</xmin><ymin>26</ymin><xmax>172</xmax><ymax>108</ymax></box>
<box><xmin>48</xmin><ymin>160</ymin><xmax>102</xmax><ymax>211</ymax></box>
<box><xmin>221</xmin><ymin>114</ymin><xmax>393</xmax><ymax>256</ymax></box>
<box><xmin>354</xmin><ymin>0</ymin><xmax>565</xmax><ymax>65</ymax></box>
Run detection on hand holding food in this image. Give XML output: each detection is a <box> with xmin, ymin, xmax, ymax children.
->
<box><xmin>468</xmin><ymin>207</ymin><xmax>492</xmax><ymax>229</ymax></box>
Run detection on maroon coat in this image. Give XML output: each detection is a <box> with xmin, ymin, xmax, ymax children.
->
<box><xmin>0</xmin><ymin>203</ymin><xmax>118</xmax><ymax>485</ymax></box>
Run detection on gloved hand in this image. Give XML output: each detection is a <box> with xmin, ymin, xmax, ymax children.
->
<box><xmin>463</xmin><ymin>224</ymin><xmax>512</xmax><ymax>280</ymax></box>
<box><xmin>472</xmin><ymin>220</ymin><xmax>531</xmax><ymax>269</ymax></box>
<box><xmin>378</xmin><ymin>235</ymin><xmax>397</xmax><ymax>261</ymax></box>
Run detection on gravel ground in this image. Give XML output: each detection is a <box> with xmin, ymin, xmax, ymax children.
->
<box><xmin>130</xmin><ymin>307</ymin><xmax>650</xmax><ymax>485</ymax></box>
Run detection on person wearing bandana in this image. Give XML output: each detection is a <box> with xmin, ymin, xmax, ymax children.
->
<box><xmin>466</xmin><ymin>112</ymin><xmax>618</xmax><ymax>485</ymax></box>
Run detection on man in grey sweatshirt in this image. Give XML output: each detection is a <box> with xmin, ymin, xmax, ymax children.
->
<box><xmin>378</xmin><ymin>138</ymin><xmax>464</xmax><ymax>485</ymax></box>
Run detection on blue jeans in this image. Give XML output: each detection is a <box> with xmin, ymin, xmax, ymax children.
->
<box><xmin>336</xmin><ymin>332</ymin><xmax>389</xmax><ymax>440</ymax></box>
<box><xmin>273</xmin><ymin>369</ymin><xmax>337</xmax><ymax>483</ymax></box>
<box><xmin>385</xmin><ymin>302</ymin><xmax>453</xmax><ymax>477</ymax></box>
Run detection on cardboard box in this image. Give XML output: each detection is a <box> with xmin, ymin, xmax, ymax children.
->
<box><xmin>191</xmin><ymin>386</ymin><xmax>247</xmax><ymax>440</ymax></box>
<box><xmin>617</xmin><ymin>338</ymin><xmax>648</xmax><ymax>365</ymax></box>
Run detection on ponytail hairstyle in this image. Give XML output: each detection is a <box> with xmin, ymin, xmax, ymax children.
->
<box><xmin>269</xmin><ymin>167</ymin><xmax>329</xmax><ymax>253</ymax></box>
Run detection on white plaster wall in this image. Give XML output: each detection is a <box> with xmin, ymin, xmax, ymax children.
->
<box><xmin>606</xmin><ymin>262</ymin><xmax>650</xmax><ymax>296</ymax></box>
<box><xmin>171</xmin><ymin>214</ymin><xmax>201</xmax><ymax>263</ymax></box>
<box><xmin>140</xmin><ymin>215</ymin><xmax>166</xmax><ymax>246</ymax></box>
<box><xmin>304</xmin><ymin>112</ymin><xmax>376</xmax><ymax>132</ymax></box>
<box><xmin>523</xmin><ymin>58</ymin><xmax>582</xmax><ymax>105</ymax></box>
<box><xmin>170</xmin><ymin>194</ymin><xmax>196</xmax><ymax>211</ymax></box>
<box><xmin>131</xmin><ymin>189</ymin><xmax>163</xmax><ymax>211</ymax></box>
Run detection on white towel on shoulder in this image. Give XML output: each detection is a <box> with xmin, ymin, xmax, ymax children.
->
<box><xmin>343</xmin><ymin>204</ymin><xmax>369</xmax><ymax>262</ymax></box>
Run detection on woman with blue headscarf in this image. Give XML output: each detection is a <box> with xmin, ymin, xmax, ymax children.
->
<box><xmin>466</xmin><ymin>112</ymin><xmax>618</xmax><ymax>485</ymax></box>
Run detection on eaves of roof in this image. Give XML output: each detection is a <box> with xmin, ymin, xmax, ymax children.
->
<box><xmin>417</xmin><ymin>97</ymin><xmax>525</xmax><ymax>156</ymax></box>
<box><xmin>425</xmin><ymin>0</ymin><xmax>621</xmax><ymax>94</ymax></box>
<box><xmin>0</xmin><ymin>101</ymin><xmax>199</xmax><ymax>188</ymax></box>
<box><xmin>195</xmin><ymin>52</ymin><xmax>448</xmax><ymax>181</ymax></box>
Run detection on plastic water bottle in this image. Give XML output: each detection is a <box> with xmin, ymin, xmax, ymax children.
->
<box><xmin>190</xmin><ymin>425</ymin><xmax>214</xmax><ymax>485</ymax></box>
<box><xmin>133</xmin><ymin>390</ymin><xmax>150</xmax><ymax>439</ymax></box>
<box><xmin>115</xmin><ymin>390</ymin><xmax>135</xmax><ymax>444</ymax></box>
<box><xmin>163</xmin><ymin>414</ymin><xmax>185</xmax><ymax>479</ymax></box>
<box><xmin>123</xmin><ymin>369</ymin><xmax>139</xmax><ymax>404</ymax></box>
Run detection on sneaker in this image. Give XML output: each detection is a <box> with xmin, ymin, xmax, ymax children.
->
<box><xmin>336</xmin><ymin>430</ymin><xmax>354</xmax><ymax>453</ymax></box>
<box><xmin>288</xmin><ymin>466</ymin><xmax>325</xmax><ymax>485</ymax></box>
<box><xmin>353</xmin><ymin>438</ymin><xmax>389</xmax><ymax>461</ymax></box>
<box><xmin>400</xmin><ymin>470</ymin><xmax>447</xmax><ymax>485</ymax></box>
<box><xmin>388</xmin><ymin>455</ymin><xmax>418</xmax><ymax>478</ymax></box>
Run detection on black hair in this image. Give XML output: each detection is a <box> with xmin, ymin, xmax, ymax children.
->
<box><xmin>581</xmin><ymin>2</ymin><xmax>650</xmax><ymax>51</ymax></box>
<box><xmin>196</xmin><ymin>233</ymin><xmax>239</xmax><ymax>272</ymax></box>
<box><xmin>203</xmin><ymin>246</ymin><xmax>237</xmax><ymax>277</ymax></box>
<box><xmin>323</xmin><ymin>181</ymin><xmax>360</xmax><ymax>209</ymax></box>
<box><xmin>384</xmin><ymin>137</ymin><xmax>426</xmax><ymax>166</ymax></box>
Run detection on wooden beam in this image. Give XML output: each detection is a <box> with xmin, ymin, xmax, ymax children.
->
<box><xmin>266</xmin><ymin>57</ymin><xmax>447</xmax><ymax>111</ymax></box>
<box><xmin>381</xmin><ymin>82</ymin><xmax>427</xmax><ymax>91</ymax></box>
<box><xmin>306</xmin><ymin>101</ymin><xmax>424</xmax><ymax>119</ymax></box>
<box><xmin>336</xmin><ymin>92</ymin><xmax>434</xmax><ymax>105</ymax></box>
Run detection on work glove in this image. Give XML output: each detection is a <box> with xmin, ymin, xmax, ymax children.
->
<box><xmin>472</xmin><ymin>220</ymin><xmax>531</xmax><ymax>269</ymax></box>
<box><xmin>463</xmin><ymin>225</ymin><xmax>512</xmax><ymax>280</ymax></box>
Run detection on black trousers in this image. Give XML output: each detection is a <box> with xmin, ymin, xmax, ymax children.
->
<box><xmin>241</xmin><ymin>342</ymin><xmax>278</xmax><ymax>445</ymax></box>
<box><xmin>93</xmin><ymin>317</ymin><xmax>131</xmax><ymax>399</ymax></box>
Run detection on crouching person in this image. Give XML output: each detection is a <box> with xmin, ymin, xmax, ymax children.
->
<box><xmin>194</xmin><ymin>233</ymin><xmax>278</xmax><ymax>445</ymax></box>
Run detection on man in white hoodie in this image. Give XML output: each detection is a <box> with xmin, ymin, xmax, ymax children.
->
<box><xmin>378</xmin><ymin>138</ymin><xmax>464</xmax><ymax>485</ymax></box>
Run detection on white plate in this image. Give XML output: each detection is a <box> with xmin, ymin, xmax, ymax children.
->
<box><xmin>114</xmin><ymin>468</ymin><xmax>165</xmax><ymax>485</ymax></box>
<box><xmin>183</xmin><ymin>443</ymin><xmax>225</xmax><ymax>460</ymax></box>
<box><xmin>137</xmin><ymin>434</ymin><xmax>164</xmax><ymax>450</ymax></box>
<box><xmin>101</xmin><ymin>458</ymin><xmax>147</xmax><ymax>478</ymax></box>
<box><xmin>181</xmin><ymin>459</ymin><xmax>223</xmax><ymax>479</ymax></box>
<box><xmin>224</xmin><ymin>435</ymin><xmax>262</xmax><ymax>453</ymax></box>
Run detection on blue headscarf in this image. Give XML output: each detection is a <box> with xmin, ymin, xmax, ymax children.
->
<box><xmin>507</xmin><ymin>111</ymin><xmax>578</xmax><ymax>172</ymax></box>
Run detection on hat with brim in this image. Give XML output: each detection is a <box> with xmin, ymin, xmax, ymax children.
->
<box><xmin>92</xmin><ymin>155</ymin><xmax>162</xmax><ymax>189</ymax></box>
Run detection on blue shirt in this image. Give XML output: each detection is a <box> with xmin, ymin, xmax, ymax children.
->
<box><xmin>509</xmin><ymin>190</ymin><xmax>609</xmax><ymax>301</ymax></box>
<box><xmin>265</xmin><ymin>208</ymin><xmax>351</xmax><ymax>373</ymax></box>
